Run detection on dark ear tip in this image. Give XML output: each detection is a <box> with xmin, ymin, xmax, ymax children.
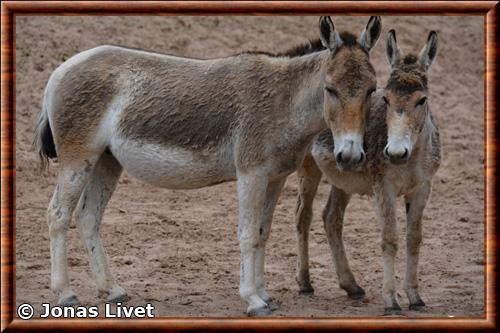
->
<box><xmin>429</xmin><ymin>30</ymin><xmax>438</xmax><ymax>39</ymax></box>
<box><xmin>388</xmin><ymin>29</ymin><xmax>396</xmax><ymax>39</ymax></box>
<box><xmin>319</xmin><ymin>16</ymin><xmax>332</xmax><ymax>24</ymax></box>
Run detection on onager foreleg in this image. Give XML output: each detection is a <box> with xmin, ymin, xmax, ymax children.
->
<box><xmin>255</xmin><ymin>177</ymin><xmax>286</xmax><ymax>310</ymax></box>
<box><xmin>373</xmin><ymin>182</ymin><xmax>401</xmax><ymax>315</ymax></box>
<box><xmin>404</xmin><ymin>180</ymin><xmax>431</xmax><ymax>310</ymax></box>
<box><xmin>322</xmin><ymin>185</ymin><xmax>365</xmax><ymax>299</ymax></box>
<box><xmin>237</xmin><ymin>170</ymin><xmax>271</xmax><ymax>316</ymax></box>
<box><xmin>295</xmin><ymin>156</ymin><xmax>322</xmax><ymax>294</ymax></box>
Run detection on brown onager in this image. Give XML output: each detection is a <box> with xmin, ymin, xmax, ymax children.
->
<box><xmin>34</xmin><ymin>17</ymin><xmax>381</xmax><ymax>316</ymax></box>
<box><xmin>295</xmin><ymin>30</ymin><xmax>440</xmax><ymax>315</ymax></box>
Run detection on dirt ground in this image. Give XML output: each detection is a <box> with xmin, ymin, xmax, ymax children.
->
<box><xmin>15</xmin><ymin>15</ymin><xmax>484</xmax><ymax>318</ymax></box>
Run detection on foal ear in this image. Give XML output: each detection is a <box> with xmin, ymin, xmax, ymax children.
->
<box><xmin>358</xmin><ymin>16</ymin><xmax>382</xmax><ymax>53</ymax></box>
<box><xmin>319</xmin><ymin>16</ymin><xmax>342</xmax><ymax>52</ymax></box>
<box><xmin>386</xmin><ymin>29</ymin><xmax>400</xmax><ymax>68</ymax></box>
<box><xmin>419</xmin><ymin>31</ymin><xmax>438</xmax><ymax>71</ymax></box>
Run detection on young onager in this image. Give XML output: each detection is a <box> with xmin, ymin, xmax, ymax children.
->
<box><xmin>34</xmin><ymin>17</ymin><xmax>381</xmax><ymax>316</ymax></box>
<box><xmin>295</xmin><ymin>30</ymin><xmax>439</xmax><ymax>315</ymax></box>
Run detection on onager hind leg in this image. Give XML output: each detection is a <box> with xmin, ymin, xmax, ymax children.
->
<box><xmin>295</xmin><ymin>155</ymin><xmax>321</xmax><ymax>294</ymax></box>
<box><xmin>47</xmin><ymin>156</ymin><xmax>98</xmax><ymax>306</ymax></box>
<box><xmin>322</xmin><ymin>186</ymin><xmax>365</xmax><ymax>299</ymax></box>
<box><xmin>255</xmin><ymin>177</ymin><xmax>286</xmax><ymax>310</ymax></box>
<box><xmin>404</xmin><ymin>181</ymin><xmax>431</xmax><ymax>310</ymax></box>
<box><xmin>74</xmin><ymin>152</ymin><xmax>127</xmax><ymax>303</ymax></box>
<box><xmin>373</xmin><ymin>183</ymin><xmax>401</xmax><ymax>315</ymax></box>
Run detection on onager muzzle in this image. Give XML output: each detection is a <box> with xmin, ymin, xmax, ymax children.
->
<box><xmin>334</xmin><ymin>133</ymin><xmax>366</xmax><ymax>170</ymax></box>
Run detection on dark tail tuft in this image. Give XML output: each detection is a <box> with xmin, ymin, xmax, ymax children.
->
<box><xmin>33</xmin><ymin>107</ymin><xmax>57</xmax><ymax>170</ymax></box>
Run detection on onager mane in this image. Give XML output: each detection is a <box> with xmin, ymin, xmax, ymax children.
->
<box><xmin>240</xmin><ymin>32</ymin><xmax>362</xmax><ymax>58</ymax></box>
<box><xmin>386</xmin><ymin>54</ymin><xmax>428</xmax><ymax>94</ymax></box>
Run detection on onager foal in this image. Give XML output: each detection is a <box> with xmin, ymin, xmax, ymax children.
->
<box><xmin>295</xmin><ymin>30</ymin><xmax>440</xmax><ymax>315</ymax></box>
<box><xmin>34</xmin><ymin>17</ymin><xmax>381</xmax><ymax>315</ymax></box>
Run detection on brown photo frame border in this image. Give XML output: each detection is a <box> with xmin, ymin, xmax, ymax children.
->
<box><xmin>1</xmin><ymin>1</ymin><xmax>497</xmax><ymax>331</ymax></box>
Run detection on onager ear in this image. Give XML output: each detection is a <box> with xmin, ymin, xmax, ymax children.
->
<box><xmin>419</xmin><ymin>31</ymin><xmax>438</xmax><ymax>71</ymax></box>
<box><xmin>386</xmin><ymin>29</ymin><xmax>400</xmax><ymax>68</ymax></box>
<box><xmin>358</xmin><ymin>16</ymin><xmax>382</xmax><ymax>53</ymax></box>
<box><xmin>319</xmin><ymin>16</ymin><xmax>342</xmax><ymax>53</ymax></box>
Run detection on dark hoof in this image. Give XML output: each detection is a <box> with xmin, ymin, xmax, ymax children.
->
<box><xmin>409</xmin><ymin>299</ymin><xmax>426</xmax><ymax>311</ymax></box>
<box><xmin>299</xmin><ymin>285</ymin><xmax>315</xmax><ymax>295</ymax></box>
<box><xmin>247</xmin><ymin>306</ymin><xmax>272</xmax><ymax>317</ymax></box>
<box><xmin>109</xmin><ymin>294</ymin><xmax>130</xmax><ymax>304</ymax></box>
<box><xmin>59</xmin><ymin>295</ymin><xmax>80</xmax><ymax>307</ymax></box>
<box><xmin>384</xmin><ymin>305</ymin><xmax>403</xmax><ymax>316</ymax></box>
<box><xmin>341</xmin><ymin>283</ymin><xmax>366</xmax><ymax>300</ymax></box>
<box><xmin>346</xmin><ymin>286</ymin><xmax>366</xmax><ymax>300</ymax></box>
<box><xmin>265</xmin><ymin>300</ymin><xmax>279</xmax><ymax>311</ymax></box>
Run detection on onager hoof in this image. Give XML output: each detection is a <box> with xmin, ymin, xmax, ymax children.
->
<box><xmin>265</xmin><ymin>300</ymin><xmax>280</xmax><ymax>311</ymax></box>
<box><xmin>58</xmin><ymin>294</ymin><xmax>80</xmax><ymax>307</ymax></box>
<box><xmin>247</xmin><ymin>305</ymin><xmax>272</xmax><ymax>317</ymax></box>
<box><xmin>106</xmin><ymin>285</ymin><xmax>129</xmax><ymax>303</ymax></box>
<box><xmin>409</xmin><ymin>299</ymin><xmax>426</xmax><ymax>311</ymax></box>
<box><xmin>383</xmin><ymin>305</ymin><xmax>403</xmax><ymax>316</ymax></box>
<box><xmin>342</xmin><ymin>284</ymin><xmax>366</xmax><ymax>300</ymax></box>
<box><xmin>298</xmin><ymin>283</ymin><xmax>315</xmax><ymax>295</ymax></box>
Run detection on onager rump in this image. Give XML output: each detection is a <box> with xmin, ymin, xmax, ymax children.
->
<box><xmin>295</xmin><ymin>30</ymin><xmax>440</xmax><ymax>315</ymax></box>
<box><xmin>34</xmin><ymin>17</ymin><xmax>381</xmax><ymax>315</ymax></box>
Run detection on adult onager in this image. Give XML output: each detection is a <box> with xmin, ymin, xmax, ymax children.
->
<box><xmin>34</xmin><ymin>16</ymin><xmax>381</xmax><ymax>316</ymax></box>
<box><xmin>295</xmin><ymin>30</ymin><xmax>440</xmax><ymax>315</ymax></box>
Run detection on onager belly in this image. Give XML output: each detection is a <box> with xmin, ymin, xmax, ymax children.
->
<box><xmin>110</xmin><ymin>137</ymin><xmax>236</xmax><ymax>189</ymax></box>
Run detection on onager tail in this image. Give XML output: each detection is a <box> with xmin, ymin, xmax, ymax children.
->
<box><xmin>33</xmin><ymin>105</ymin><xmax>57</xmax><ymax>170</ymax></box>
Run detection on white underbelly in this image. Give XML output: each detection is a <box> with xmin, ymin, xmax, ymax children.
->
<box><xmin>109</xmin><ymin>137</ymin><xmax>236</xmax><ymax>189</ymax></box>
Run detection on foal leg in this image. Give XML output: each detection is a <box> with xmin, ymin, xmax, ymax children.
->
<box><xmin>255</xmin><ymin>177</ymin><xmax>286</xmax><ymax>310</ymax></box>
<box><xmin>373</xmin><ymin>183</ymin><xmax>401</xmax><ymax>315</ymax></box>
<box><xmin>237</xmin><ymin>170</ymin><xmax>270</xmax><ymax>316</ymax></box>
<box><xmin>404</xmin><ymin>181</ymin><xmax>431</xmax><ymax>310</ymax></box>
<box><xmin>295</xmin><ymin>156</ymin><xmax>322</xmax><ymax>294</ymax></box>
<box><xmin>74</xmin><ymin>152</ymin><xmax>127</xmax><ymax>303</ymax></box>
<box><xmin>48</xmin><ymin>157</ymin><xmax>97</xmax><ymax>306</ymax></box>
<box><xmin>322</xmin><ymin>186</ymin><xmax>365</xmax><ymax>299</ymax></box>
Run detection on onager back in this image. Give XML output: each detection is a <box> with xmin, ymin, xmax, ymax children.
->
<box><xmin>34</xmin><ymin>17</ymin><xmax>381</xmax><ymax>315</ymax></box>
<box><xmin>295</xmin><ymin>30</ymin><xmax>440</xmax><ymax>315</ymax></box>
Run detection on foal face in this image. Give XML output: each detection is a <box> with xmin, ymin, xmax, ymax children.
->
<box><xmin>383</xmin><ymin>84</ymin><xmax>429</xmax><ymax>165</ymax></box>
<box><xmin>319</xmin><ymin>16</ymin><xmax>381</xmax><ymax>171</ymax></box>
<box><xmin>383</xmin><ymin>30</ymin><xmax>438</xmax><ymax>164</ymax></box>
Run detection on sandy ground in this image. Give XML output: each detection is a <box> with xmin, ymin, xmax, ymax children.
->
<box><xmin>15</xmin><ymin>16</ymin><xmax>484</xmax><ymax>318</ymax></box>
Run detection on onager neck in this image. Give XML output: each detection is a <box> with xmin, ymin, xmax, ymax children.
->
<box><xmin>284</xmin><ymin>50</ymin><xmax>328</xmax><ymax>139</ymax></box>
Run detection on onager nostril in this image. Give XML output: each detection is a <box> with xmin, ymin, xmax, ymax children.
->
<box><xmin>336</xmin><ymin>152</ymin><xmax>343</xmax><ymax>164</ymax></box>
<box><xmin>359</xmin><ymin>152</ymin><xmax>366</xmax><ymax>163</ymax></box>
<box><xmin>383</xmin><ymin>147</ymin><xmax>389</xmax><ymax>158</ymax></box>
<box><xmin>401</xmin><ymin>148</ymin><xmax>408</xmax><ymax>159</ymax></box>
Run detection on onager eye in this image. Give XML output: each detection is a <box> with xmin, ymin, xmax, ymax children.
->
<box><xmin>382</xmin><ymin>96</ymin><xmax>390</xmax><ymax>105</ymax></box>
<box><xmin>325</xmin><ymin>86</ymin><xmax>338</xmax><ymax>97</ymax></box>
<box><xmin>416</xmin><ymin>96</ymin><xmax>428</xmax><ymax>107</ymax></box>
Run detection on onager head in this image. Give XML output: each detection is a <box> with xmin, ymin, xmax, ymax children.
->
<box><xmin>382</xmin><ymin>29</ymin><xmax>438</xmax><ymax>165</ymax></box>
<box><xmin>319</xmin><ymin>16</ymin><xmax>381</xmax><ymax>171</ymax></box>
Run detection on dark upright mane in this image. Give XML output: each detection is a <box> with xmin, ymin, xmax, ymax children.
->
<box><xmin>386</xmin><ymin>54</ymin><xmax>428</xmax><ymax>94</ymax></box>
<box><xmin>277</xmin><ymin>38</ymin><xmax>326</xmax><ymax>57</ymax></box>
<box><xmin>240</xmin><ymin>38</ymin><xmax>325</xmax><ymax>58</ymax></box>
<box><xmin>240</xmin><ymin>31</ymin><xmax>363</xmax><ymax>59</ymax></box>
